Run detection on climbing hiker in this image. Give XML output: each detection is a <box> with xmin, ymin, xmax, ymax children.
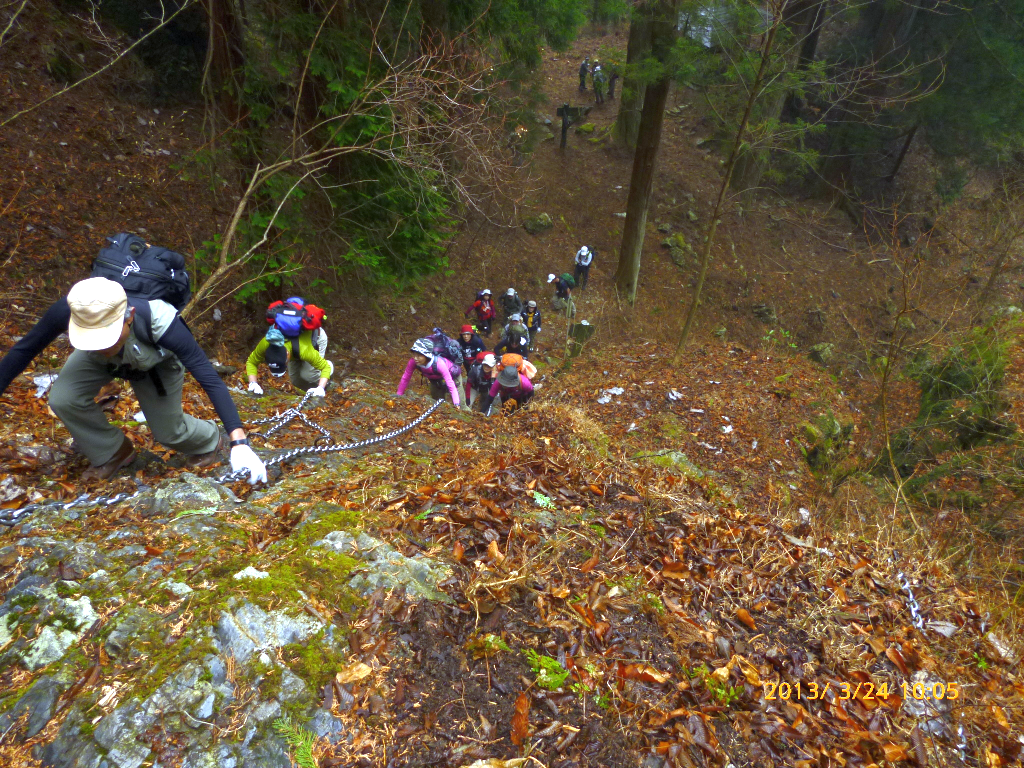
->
<box><xmin>592</xmin><ymin>65</ymin><xmax>606</xmax><ymax>105</ymax></box>
<box><xmin>245</xmin><ymin>326</ymin><xmax>333</xmax><ymax>397</ymax></box>
<box><xmin>523</xmin><ymin>301</ymin><xmax>542</xmax><ymax>350</ymax></box>
<box><xmin>482</xmin><ymin>364</ymin><xmax>535</xmax><ymax>416</ymax></box>
<box><xmin>499</xmin><ymin>287</ymin><xmax>524</xmax><ymax>323</ymax></box>
<box><xmin>579</xmin><ymin>57</ymin><xmax>590</xmax><ymax>91</ymax></box>
<box><xmin>0</xmin><ymin>276</ymin><xmax>267</xmax><ymax>484</ymax></box>
<box><xmin>458</xmin><ymin>324</ymin><xmax>487</xmax><ymax>373</ymax></box>
<box><xmin>494</xmin><ymin>332</ymin><xmax>530</xmax><ymax>359</ymax></box>
<box><xmin>548</xmin><ymin>273</ymin><xmax>576</xmax><ymax>318</ymax></box>
<box><xmin>573</xmin><ymin>246</ymin><xmax>594</xmax><ymax>290</ymax></box>
<box><xmin>247</xmin><ymin>297</ymin><xmax>332</xmax><ymax>396</ymax></box>
<box><xmin>608</xmin><ymin>67</ymin><xmax>620</xmax><ymax>100</ymax></box>
<box><xmin>501</xmin><ymin>313</ymin><xmax>531</xmax><ymax>352</ymax></box>
<box><xmin>496</xmin><ymin>352</ymin><xmax>537</xmax><ymax>381</ymax></box>
<box><xmin>465</xmin><ymin>352</ymin><xmax>497</xmax><ymax>412</ymax></box>
<box><xmin>396</xmin><ymin>338</ymin><xmax>463</xmax><ymax>408</ymax></box>
<box><xmin>465</xmin><ymin>289</ymin><xmax>496</xmax><ymax>338</ymax></box>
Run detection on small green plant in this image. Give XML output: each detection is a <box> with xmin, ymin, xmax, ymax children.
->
<box><xmin>689</xmin><ymin>665</ymin><xmax>742</xmax><ymax>707</ymax></box>
<box><xmin>467</xmin><ymin>633</ymin><xmax>511</xmax><ymax>659</ymax></box>
<box><xmin>762</xmin><ymin>328</ymin><xmax>798</xmax><ymax>353</ymax></box>
<box><xmin>272</xmin><ymin>715</ymin><xmax>319</xmax><ymax>768</ymax></box>
<box><xmin>523</xmin><ymin>649</ymin><xmax>570</xmax><ymax>690</ymax></box>
<box><xmin>532</xmin><ymin>491</ymin><xmax>556</xmax><ymax>510</ymax></box>
<box><xmin>973</xmin><ymin>652</ymin><xmax>990</xmax><ymax>671</ymax></box>
<box><xmin>595</xmin><ymin>691</ymin><xmax>612</xmax><ymax>709</ymax></box>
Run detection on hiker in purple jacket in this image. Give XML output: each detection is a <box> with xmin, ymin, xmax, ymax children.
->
<box><xmin>482</xmin><ymin>364</ymin><xmax>534</xmax><ymax>416</ymax></box>
<box><xmin>396</xmin><ymin>338</ymin><xmax>462</xmax><ymax>407</ymax></box>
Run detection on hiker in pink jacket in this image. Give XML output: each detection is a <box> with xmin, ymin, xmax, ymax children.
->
<box><xmin>396</xmin><ymin>338</ymin><xmax>462</xmax><ymax>407</ymax></box>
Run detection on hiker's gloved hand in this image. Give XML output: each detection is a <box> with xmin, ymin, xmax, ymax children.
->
<box><xmin>248</xmin><ymin>382</ymin><xmax>263</xmax><ymax>395</ymax></box>
<box><xmin>307</xmin><ymin>386</ymin><xmax>326</xmax><ymax>398</ymax></box>
<box><xmin>230</xmin><ymin>444</ymin><xmax>267</xmax><ymax>485</ymax></box>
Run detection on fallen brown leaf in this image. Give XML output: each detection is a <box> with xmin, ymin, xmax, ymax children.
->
<box><xmin>510</xmin><ymin>691</ymin><xmax>530</xmax><ymax>746</ymax></box>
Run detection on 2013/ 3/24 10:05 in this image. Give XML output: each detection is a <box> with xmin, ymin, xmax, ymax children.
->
<box><xmin>763</xmin><ymin>680</ymin><xmax>960</xmax><ymax>701</ymax></box>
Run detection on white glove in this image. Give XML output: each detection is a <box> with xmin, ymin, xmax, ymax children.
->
<box><xmin>248</xmin><ymin>381</ymin><xmax>263</xmax><ymax>395</ymax></box>
<box><xmin>230</xmin><ymin>444</ymin><xmax>267</xmax><ymax>485</ymax></box>
<box><xmin>307</xmin><ymin>386</ymin><xmax>326</xmax><ymax>398</ymax></box>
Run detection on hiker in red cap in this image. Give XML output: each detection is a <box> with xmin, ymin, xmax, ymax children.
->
<box><xmin>458</xmin><ymin>324</ymin><xmax>487</xmax><ymax>375</ymax></box>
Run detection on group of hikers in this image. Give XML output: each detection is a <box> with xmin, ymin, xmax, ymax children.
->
<box><xmin>400</xmin><ymin>244</ymin><xmax>595</xmax><ymax>415</ymax></box>
<box><xmin>0</xmin><ymin>233</ymin><xmax>596</xmax><ymax>483</ymax></box>
<box><xmin>579</xmin><ymin>57</ymin><xmax>618</xmax><ymax>105</ymax></box>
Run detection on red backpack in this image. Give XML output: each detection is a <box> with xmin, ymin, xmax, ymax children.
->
<box><xmin>266</xmin><ymin>297</ymin><xmax>325</xmax><ymax>337</ymax></box>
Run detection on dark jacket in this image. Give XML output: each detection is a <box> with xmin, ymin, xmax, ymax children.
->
<box><xmin>523</xmin><ymin>307</ymin><xmax>542</xmax><ymax>333</ymax></box>
<box><xmin>499</xmin><ymin>292</ymin><xmax>524</xmax><ymax>318</ymax></box>
<box><xmin>466</xmin><ymin>361</ymin><xmax>492</xmax><ymax>394</ymax></box>
<box><xmin>0</xmin><ymin>298</ymin><xmax>244</xmax><ymax>433</ymax></box>
<box><xmin>554</xmin><ymin>277</ymin><xmax>572</xmax><ymax>300</ymax></box>
<box><xmin>494</xmin><ymin>334</ymin><xmax>529</xmax><ymax>357</ymax></box>
<box><xmin>459</xmin><ymin>333</ymin><xmax>487</xmax><ymax>363</ymax></box>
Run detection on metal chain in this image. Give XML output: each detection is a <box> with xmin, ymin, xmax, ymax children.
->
<box><xmin>896</xmin><ymin>559</ymin><xmax>970</xmax><ymax>765</ymax></box>
<box><xmin>246</xmin><ymin>391</ymin><xmax>331</xmax><ymax>442</ymax></box>
<box><xmin>896</xmin><ymin>569</ymin><xmax>926</xmax><ymax>631</ymax></box>
<box><xmin>216</xmin><ymin>399</ymin><xmax>443</xmax><ymax>484</ymax></box>
<box><xmin>0</xmin><ymin>399</ymin><xmax>442</xmax><ymax>528</ymax></box>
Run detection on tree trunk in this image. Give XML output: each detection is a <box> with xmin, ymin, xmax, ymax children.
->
<box><xmin>614</xmin><ymin>0</ymin><xmax>675</xmax><ymax>303</ymax></box>
<box><xmin>202</xmin><ymin>0</ymin><xmax>246</xmax><ymax>129</ymax></box>
<box><xmin>886</xmin><ymin>124</ymin><xmax>917</xmax><ymax>182</ymax></box>
<box><xmin>613</xmin><ymin>7</ymin><xmax>652</xmax><ymax>149</ymax></box>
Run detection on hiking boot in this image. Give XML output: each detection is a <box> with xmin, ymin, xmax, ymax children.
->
<box><xmin>188</xmin><ymin>433</ymin><xmax>229</xmax><ymax>469</ymax></box>
<box><xmin>81</xmin><ymin>436</ymin><xmax>136</xmax><ymax>481</ymax></box>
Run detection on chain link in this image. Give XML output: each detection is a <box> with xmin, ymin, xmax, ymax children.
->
<box><xmin>897</xmin><ymin>569</ymin><xmax>926</xmax><ymax>631</ymax></box>
<box><xmin>0</xmin><ymin>398</ymin><xmax>443</xmax><ymax>527</ymax></box>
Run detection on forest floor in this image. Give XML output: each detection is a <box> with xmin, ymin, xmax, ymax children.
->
<box><xmin>1</xmin><ymin>5</ymin><xmax>1024</xmax><ymax>768</ymax></box>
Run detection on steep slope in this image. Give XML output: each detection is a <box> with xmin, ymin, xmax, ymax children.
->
<box><xmin>1</xmin><ymin>350</ymin><xmax>1022</xmax><ymax>767</ymax></box>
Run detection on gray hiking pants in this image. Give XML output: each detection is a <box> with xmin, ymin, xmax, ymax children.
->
<box><xmin>49</xmin><ymin>350</ymin><xmax>220</xmax><ymax>466</ymax></box>
<box><xmin>428</xmin><ymin>373</ymin><xmax>463</xmax><ymax>407</ymax></box>
<box><xmin>288</xmin><ymin>330</ymin><xmax>331</xmax><ymax>390</ymax></box>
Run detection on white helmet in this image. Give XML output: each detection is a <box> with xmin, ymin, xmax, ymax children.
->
<box><xmin>481</xmin><ymin>288</ymin><xmax>491</xmax><ymax>296</ymax></box>
<box><xmin>482</xmin><ymin>353</ymin><xmax>497</xmax><ymax>367</ymax></box>
<box><xmin>579</xmin><ymin>246</ymin><xmax>589</xmax><ymax>256</ymax></box>
<box><xmin>547</xmin><ymin>273</ymin><xmax>556</xmax><ymax>283</ymax></box>
<box><xmin>510</xmin><ymin>313</ymin><xmax>522</xmax><ymax>322</ymax></box>
<box><xmin>506</xmin><ymin>288</ymin><xmax>516</xmax><ymax>296</ymax></box>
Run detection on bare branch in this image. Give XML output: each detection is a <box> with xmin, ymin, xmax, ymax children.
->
<box><xmin>0</xmin><ymin>0</ymin><xmax>198</xmax><ymax>129</ymax></box>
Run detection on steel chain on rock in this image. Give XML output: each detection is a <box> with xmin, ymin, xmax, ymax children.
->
<box><xmin>0</xmin><ymin>399</ymin><xmax>443</xmax><ymax>527</ymax></box>
<box><xmin>216</xmin><ymin>399</ymin><xmax>444</xmax><ymax>484</ymax></box>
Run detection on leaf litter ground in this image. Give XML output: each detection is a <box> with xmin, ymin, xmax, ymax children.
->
<box><xmin>2</xmin><ymin>344</ymin><xmax>1024</xmax><ymax>767</ymax></box>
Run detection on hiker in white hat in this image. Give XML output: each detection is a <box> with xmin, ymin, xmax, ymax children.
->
<box><xmin>0</xmin><ymin>277</ymin><xmax>267</xmax><ymax>484</ymax></box>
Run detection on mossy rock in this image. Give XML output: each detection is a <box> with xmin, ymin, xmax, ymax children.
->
<box><xmin>797</xmin><ymin>412</ymin><xmax>853</xmax><ymax>472</ymax></box>
<box><xmin>808</xmin><ymin>343</ymin><xmax>835</xmax><ymax>366</ymax></box>
<box><xmin>575</xmin><ymin>123</ymin><xmax>596</xmax><ymax>134</ymax></box>
<box><xmin>661</xmin><ymin>234</ymin><xmax>694</xmax><ymax>268</ymax></box>
<box><xmin>523</xmin><ymin>213</ymin><xmax>553</xmax><ymax>235</ymax></box>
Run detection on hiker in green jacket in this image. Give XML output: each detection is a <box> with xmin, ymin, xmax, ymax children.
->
<box><xmin>245</xmin><ymin>327</ymin><xmax>333</xmax><ymax>396</ymax></box>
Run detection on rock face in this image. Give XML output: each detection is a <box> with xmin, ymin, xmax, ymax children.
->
<box><xmin>315</xmin><ymin>531</ymin><xmax>453</xmax><ymax>602</ymax></box>
<box><xmin>0</xmin><ymin>463</ymin><xmax>458</xmax><ymax>767</ymax></box>
<box><xmin>808</xmin><ymin>342</ymin><xmax>835</xmax><ymax>365</ymax></box>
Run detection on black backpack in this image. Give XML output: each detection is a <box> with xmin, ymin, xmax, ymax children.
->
<box><xmin>91</xmin><ymin>233</ymin><xmax>192</xmax><ymax>310</ymax></box>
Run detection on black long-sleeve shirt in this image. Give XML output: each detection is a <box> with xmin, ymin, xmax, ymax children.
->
<box><xmin>0</xmin><ymin>298</ymin><xmax>243</xmax><ymax>433</ymax></box>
